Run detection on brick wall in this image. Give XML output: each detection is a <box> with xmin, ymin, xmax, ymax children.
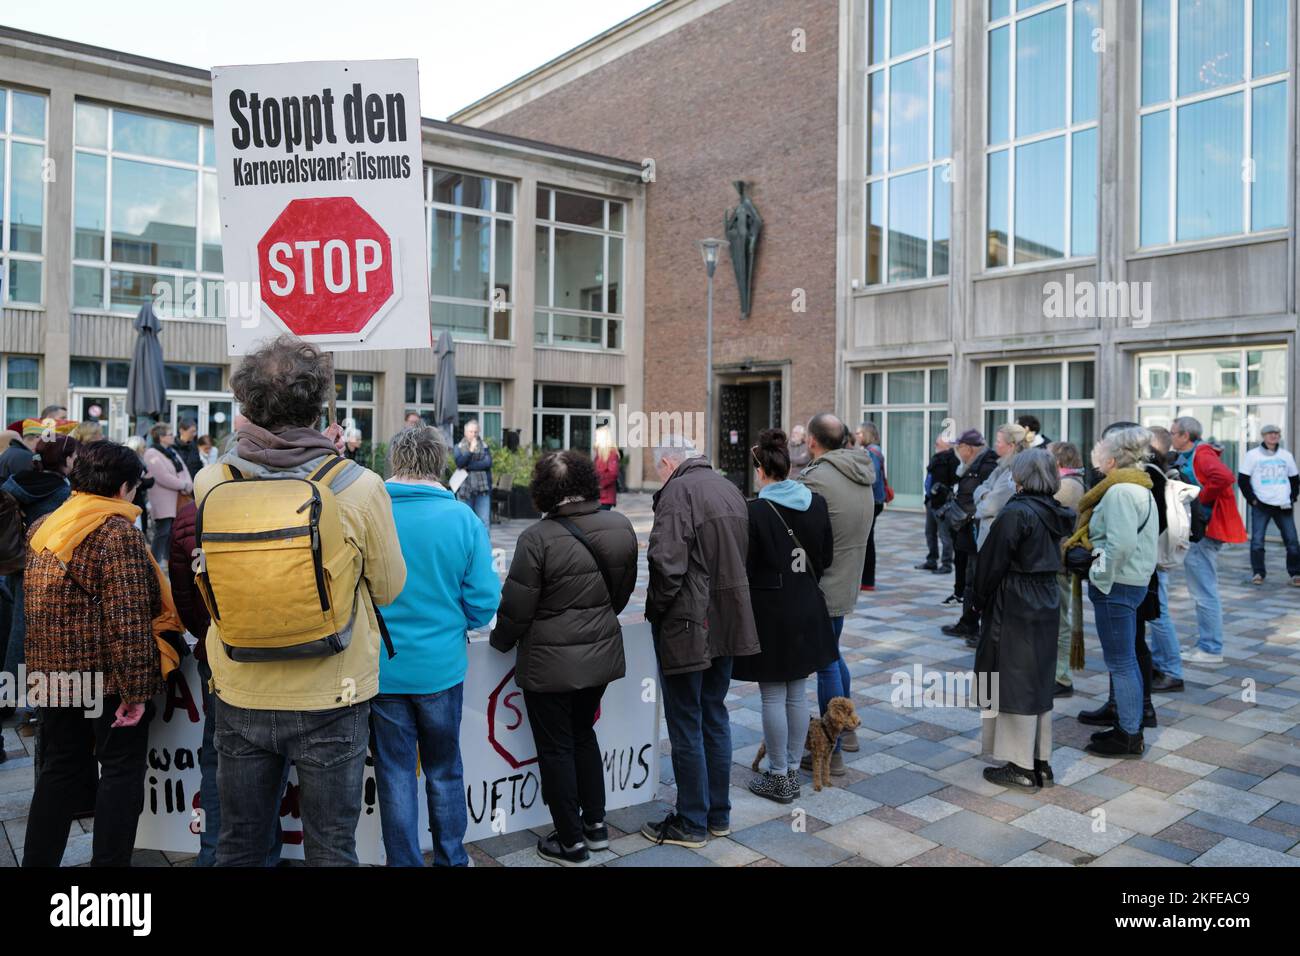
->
<box><xmin>477</xmin><ymin>0</ymin><xmax>841</xmax><ymax>466</ymax></box>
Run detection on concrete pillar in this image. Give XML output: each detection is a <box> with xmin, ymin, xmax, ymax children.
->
<box><xmin>42</xmin><ymin>88</ymin><xmax>75</xmax><ymax>410</ymax></box>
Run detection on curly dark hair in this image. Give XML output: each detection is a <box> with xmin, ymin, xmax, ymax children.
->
<box><xmin>530</xmin><ymin>450</ymin><xmax>599</xmax><ymax>514</ymax></box>
<box><xmin>70</xmin><ymin>441</ymin><xmax>146</xmax><ymax>498</ymax></box>
<box><xmin>231</xmin><ymin>335</ymin><xmax>334</xmax><ymax>429</ymax></box>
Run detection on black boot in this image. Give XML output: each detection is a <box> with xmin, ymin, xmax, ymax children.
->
<box><xmin>1077</xmin><ymin>700</ymin><xmax>1117</xmax><ymax>726</ymax></box>
<box><xmin>1034</xmin><ymin>760</ymin><xmax>1054</xmax><ymax>788</ymax></box>
<box><xmin>1085</xmin><ymin>728</ymin><xmax>1145</xmax><ymax>759</ymax></box>
<box><xmin>1142</xmin><ymin>702</ymin><xmax>1158</xmax><ymax>729</ymax></box>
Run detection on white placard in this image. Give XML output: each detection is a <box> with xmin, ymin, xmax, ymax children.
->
<box><xmin>135</xmin><ymin>624</ymin><xmax>659</xmax><ymax>864</ymax></box>
<box><xmin>211</xmin><ymin>59</ymin><xmax>430</xmax><ymax>355</ymax></box>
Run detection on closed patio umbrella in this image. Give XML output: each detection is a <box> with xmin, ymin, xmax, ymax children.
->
<box><xmin>432</xmin><ymin>331</ymin><xmax>458</xmax><ymax>445</ymax></box>
<box><xmin>126</xmin><ymin>302</ymin><xmax>167</xmax><ymax>434</ymax></box>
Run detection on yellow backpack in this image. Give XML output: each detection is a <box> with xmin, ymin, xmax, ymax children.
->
<box><xmin>195</xmin><ymin>456</ymin><xmax>392</xmax><ymax>662</ymax></box>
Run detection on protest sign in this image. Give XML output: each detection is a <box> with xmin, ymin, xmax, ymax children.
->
<box><xmin>135</xmin><ymin>624</ymin><xmax>659</xmax><ymax>863</ymax></box>
<box><xmin>210</xmin><ymin>58</ymin><xmax>430</xmax><ymax>354</ymax></box>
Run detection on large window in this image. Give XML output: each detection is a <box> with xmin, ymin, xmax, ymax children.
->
<box><xmin>535</xmin><ymin>188</ymin><xmax>624</xmax><ymax>350</ymax></box>
<box><xmin>1137</xmin><ymin>345</ymin><xmax>1286</xmax><ymax>478</ymax></box>
<box><xmin>983</xmin><ymin>358</ymin><xmax>1096</xmax><ymax>456</ymax></box>
<box><xmin>330</xmin><ymin>373</ymin><xmax>376</xmax><ymax>444</ymax></box>
<box><xmin>425</xmin><ymin>166</ymin><xmax>514</xmax><ymax>341</ymax></box>
<box><xmin>72</xmin><ymin>103</ymin><xmax>222</xmax><ymax>316</ymax></box>
<box><xmin>860</xmin><ymin>366</ymin><xmax>949</xmax><ymax>509</ymax></box>
<box><xmin>866</xmin><ymin>0</ymin><xmax>953</xmax><ymax>284</ymax></box>
<box><xmin>1139</xmin><ymin>0</ymin><xmax>1289</xmax><ymax>247</ymax></box>
<box><xmin>405</xmin><ymin>375</ymin><xmax>504</xmax><ymax>443</ymax></box>
<box><xmin>1</xmin><ymin>355</ymin><xmax>40</xmax><ymax>423</ymax></box>
<box><xmin>986</xmin><ymin>0</ymin><xmax>1100</xmax><ymax>267</ymax></box>
<box><xmin>533</xmin><ymin>383</ymin><xmax>614</xmax><ymax>452</ymax></box>
<box><xmin>1</xmin><ymin>87</ymin><xmax>47</xmax><ymax>305</ymax></box>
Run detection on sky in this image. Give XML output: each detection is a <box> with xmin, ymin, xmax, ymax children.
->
<box><xmin>3</xmin><ymin>0</ymin><xmax>656</xmax><ymax>119</ymax></box>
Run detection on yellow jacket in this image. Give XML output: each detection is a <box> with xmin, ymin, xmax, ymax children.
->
<box><xmin>195</xmin><ymin>453</ymin><xmax>406</xmax><ymax>712</ymax></box>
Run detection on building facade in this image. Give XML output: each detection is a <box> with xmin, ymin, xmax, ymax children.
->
<box><xmin>0</xmin><ymin>26</ymin><xmax>648</xmax><ymax>485</ymax></box>
<box><xmin>455</xmin><ymin>0</ymin><xmax>1299</xmax><ymax>506</ymax></box>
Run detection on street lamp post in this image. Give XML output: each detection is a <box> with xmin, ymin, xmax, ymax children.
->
<box><xmin>698</xmin><ymin>238</ymin><xmax>724</xmax><ymax>467</ymax></box>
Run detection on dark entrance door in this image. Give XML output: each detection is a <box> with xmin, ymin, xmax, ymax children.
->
<box><xmin>718</xmin><ymin>378</ymin><xmax>781</xmax><ymax>495</ymax></box>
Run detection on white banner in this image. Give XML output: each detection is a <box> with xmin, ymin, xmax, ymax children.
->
<box><xmin>211</xmin><ymin>58</ymin><xmax>430</xmax><ymax>355</ymax></box>
<box><xmin>135</xmin><ymin>624</ymin><xmax>659</xmax><ymax>864</ymax></box>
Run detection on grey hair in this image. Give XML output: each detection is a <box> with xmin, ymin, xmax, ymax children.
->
<box><xmin>859</xmin><ymin>421</ymin><xmax>880</xmax><ymax>445</ymax></box>
<box><xmin>1011</xmin><ymin>448</ymin><xmax>1061</xmax><ymax>495</ymax></box>
<box><xmin>1171</xmin><ymin>416</ymin><xmax>1202</xmax><ymax>442</ymax></box>
<box><xmin>1095</xmin><ymin>425</ymin><xmax>1152</xmax><ymax>469</ymax></box>
<box><xmin>653</xmin><ymin>432</ymin><xmax>700</xmax><ymax>467</ymax></box>
<box><xmin>389</xmin><ymin>425</ymin><xmax>449</xmax><ymax>479</ymax></box>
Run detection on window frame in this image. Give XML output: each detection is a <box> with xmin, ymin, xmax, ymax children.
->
<box><xmin>532</xmin><ymin>383</ymin><xmax>615</xmax><ymax>452</ymax></box>
<box><xmin>865</xmin><ymin>0</ymin><xmax>955</xmax><ymax>287</ymax></box>
<box><xmin>981</xmin><ymin>356</ymin><xmax>1098</xmax><ymax>453</ymax></box>
<box><xmin>534</xmin><ymin>187</ymin><xmax>626</xmax><ymax>352</ymax></box>
<box><xmin>984</xmin><ymin>0</ymin><xmax>1101</xmax><ymax>270</ymax></box>
<box><xmin>424</xmin><ymin>165</ymin><xmax>516</xmax><ymax>344</ymax></box>
<box><xmin>404</xmin><ymin>375</ymin><xmax>504</xmax><ymax>444</ymax></box>
<box><xmin>0</xmin><ymin>86</ymin><xmax>50</xmax><ymax>306</ymax></box>
<box><xmin>1</xmin><ymin>353</ymin><xmax>41</xmax><ymax>423</ymax></box>
<box><xmin>71</xmin><ymin>102</ymin><xmax>221</xmax><ymax>319</ymax></box>
<box><xmin>1136</xmin><ymin>0</ymin><xmax>1290</xmax><ymax>250</ymax></box>
<box><xmin>858</xmin><ymin>365</ymin><xmax>951</xmax><ymax>509</ymax></box>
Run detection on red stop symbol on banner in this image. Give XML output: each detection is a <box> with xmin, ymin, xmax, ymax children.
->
<box><xmin>257</xmin><ymin>197</ymin><xmax>395</xmax><ymax>337</ymax></box>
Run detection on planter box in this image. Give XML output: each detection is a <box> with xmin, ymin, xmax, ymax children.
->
<box><xmin>508</xmin><ymin>486</ymin><xmax>539</xmax><ymax>520</ymax></box>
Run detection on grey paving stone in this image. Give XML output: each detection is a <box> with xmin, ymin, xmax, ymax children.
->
<box><xmin>789</xmin><ymin>785</ymin><xmax>881</xmax><ymax>824</ymax></box>
<box><xmin>604</xmin><ymin>800</ymin><xmax>675</xmax><ymax>836</ymax></box>
<box><xmin>1087</xmin><ymin>844</ymin><xmax>1184</xmax><ymax>867</ymax></box>
<box><xmin>1192</xmin><ymin>837</ymin><xmax>1300</xmax><ymax>867</ymax></box>
<box><xmin>1099</xmin><ymin>787</ymin><xmax>1194</xmax><ymax>836</ymax></box>
<box><xmin>729</xmin><ymin>818</ymin><xmax>854</xmax><ymax>867</ymax></box>
<box><xmin>1126</xmin><ymin>834</ymin><xmax>1201</xmax><ymax>864</ymax></box>
<box><xmin>1169</xmin><ymin>779</ymin><xmax>1278</xmax><ymax>823</ymax></box>
<box><xmin>1263</xmin><ymin>801</ymin><xmax>1300</xmax><ymax>826</ymax></box>
<box><xmin>1072</xmin><ymin>773</ymin><xmax>1136</xmax><ymax>800</ymax></box>
<box><xmin>857</xmin><ymin>708</ymin><xmax>919</xmax><ymax>735</ymax></box>
<box><xmin>1003</xmin><ymin>850</ymin><xmax>1073</xmax><ymax>867</ymax></box>
<box><xmin>1251</xmin><ymin>771</ymin><xmax>1300</xmax><ymax>806</ymax></box>
<box><xmin>1204</xmin><ymin>768</ymin><xmax>1266</xmax><ymax>791</ymax></box>
<box><xmin>605</xmin><ymin>843</ymin><xmax>717</xmax><ymax>867</ymax></box>
<box><xmin>816</xmin><ymin>814</ymin><xmax>937</xmax><ymax>865</ymax></box>
<box><xmin>1171</xmin><ymin>715</ymin><xmax>1266</xmax><ymax>744</ymax></box>
<box><xmin>472</xmin><ymin>828</ymin><xmax>539</xmax><ymax>859</ymax></box>
<box><xmin>884</xmin><ymin>738</ymin><xmax>967</xmax><ymax>770</ymax></box>
<box><xmin>916</xmin><ymin>811</ymin><xmax>1046</xmax><ymax>865</ymax></box>
<box><xmin>847</xmin><ymin>767</ymin><xmax>945</xmax><ymax>806</ymax></box>
<box><xmin>1011</xmin><ymin>804</ymin><xmax>1134</xmax><ymax>856</ymax></box>
<box><xmin>1181</xmin><ymin>811</ymin><xmax>1298</xmax><ymax>852</ymax></box>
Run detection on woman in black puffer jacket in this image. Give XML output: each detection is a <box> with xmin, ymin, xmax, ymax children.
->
<box><xmin>491</xmin><ymin>450</ymin><xmax>638</xmax><ymax>867</ymax></box>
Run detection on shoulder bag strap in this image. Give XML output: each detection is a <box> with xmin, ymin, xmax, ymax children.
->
<box><xmin>552</xmin><ymin>514</ymin><xmax>615</xmax><ymax>605</ymax></box>
<box><xmin>762</xmin><ymin>499</ymin><xmax>811</xmax><ymax>573</ymax></box>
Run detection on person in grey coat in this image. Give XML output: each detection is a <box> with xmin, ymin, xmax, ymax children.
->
<box><xmin>796</xmin><ymin>413</ymin><xmax>876</xmax><ymax>768</ymax></box>
<box><xmin>974</xmin><ymin>423</ymin><xmax>1032</xmax><ymax>550</ymax></box>
<box><xmin>641</xmin><ymin>434</ymin><xmax>758</xmax><ymax>849</ymax></box>
<box><xmin>492</xmin><ymin>450</ymin><xmax>638</xmax><ymax>866</ymax></box>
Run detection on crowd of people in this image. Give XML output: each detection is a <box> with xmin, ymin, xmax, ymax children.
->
<box><xmin>1</xmin><ymin>333</ymin><xmax>1291</xmax><ymax>865</ymax></box>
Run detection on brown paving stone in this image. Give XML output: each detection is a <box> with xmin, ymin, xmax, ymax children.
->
<box><xmin>1175</xmin><ymin>737</ymin><xmax>1285</xmax><ymax>777</ymax></box>
<box><xmin>867</xmin><ymin>806</ymin><xmax>927</xmax><ymax>832</ymax></box>
<box><xmin>1251</xmin><ymin>817</ymin><xmax>1300</xmax><ymax>841</ymax></box>
<box><xmin>1210</xmin><ymin>698</ymin><xmax>1252</xmax><ymax>714</ymax></box>
<box><xmin>804</xmin><ymin>816</ymin><xmax>831</xmax><ymax>834</ymax></box>
<box><xmin>1031</xmin><ymin>784</ymin><xmax>1104</xmax><ymax>813</ymax></box>
<box><xmin>908</xmin><ymin>722</ymin><xmax>957</xmax><ymax>742</ymax></box>
<box><xmin>933</xmin><ymin>785</ymin><xmax>1026</xmax><ymax>823</ymax></box>
<box><xmin>466</xmin><ymin>845</ymin><xmax>502</xmax><ymax>867</ymax></box>
<box><xmin>906</xmin><ymin>846</ymin><xmax>989</xmax><ymax>867</ymax></box>
<box><xmin>1053</xmin><ymin>721</ymin><xmax>1103</xmax><ymax>751</ymax></box>
<box><xmin>745</xmin><ymin>858</ymin><xmax>781</xmax><ymax>866</ymax></box>
<box><xmin>1155</xmin><ymin>821</ymin><xmax>1225</xmax><ymax>854</ymax></box>
<box><xmin>1102</xmin><ymin>761</ymin><xmax>1200</xmax><ymax>794</ymax></box>
<box><xmin>1035</xmin><ymin>840</ymin><xmax>1095</xmax><ymax>865</ymax></box>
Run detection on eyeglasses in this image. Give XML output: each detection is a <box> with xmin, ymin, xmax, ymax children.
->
<box><xmin>750</xmin><ymin>445</ymin><xmax>762</xmax><ymax>470</ymax></box>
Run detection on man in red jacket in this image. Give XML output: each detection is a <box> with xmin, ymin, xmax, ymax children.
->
<box><xmin>1171</xmin><ymin>417</ymin><xmax>1247</xmax><ymax>664</ymax></box>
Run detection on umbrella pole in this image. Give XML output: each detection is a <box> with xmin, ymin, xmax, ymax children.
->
<box><xmin>328</xmin><ymin>351</ymin><xmax>338</xmax><ymax>425</ymax></box>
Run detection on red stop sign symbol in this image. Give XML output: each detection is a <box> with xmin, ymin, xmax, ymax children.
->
<box><xmin>487</xmin><ymin>667</ymin><xmax>600</xmax><ymax>770</ymax></box>
<box><xmin>257</xmin><ymin>196</ymin><xmax>395</xmax><ymax>338</ymax></box>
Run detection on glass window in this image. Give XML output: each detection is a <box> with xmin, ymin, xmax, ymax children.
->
<box><xmin>74</xmin><ymin>104</ymin><xmax>217</xmax><ymax>316</ymax></box>
<box><xmin>536</xmin><ymin>188</ymin><xmax>624</xmax><ymax>349</ymax></box>
<box><xmin>984</xmin><ymin>358</ymin><xmax>1096</xmax><ymax>457</ymax></box>
<box><xmin>194</xmin><ymin>365</ymin><xmax>223</xmax><ymax>392</ymax></box>
<box><xmin>70</xmin><ymin>359</ymin><xmax>101</xmax><ymax>388</ymax></box>
<box><xmin>1140</xmin><ymin>0</ymin><xmax>1288</xmax><ymax>247</ymax></box>
<box><xmin>426</xmin><ymin>166</ymin><xmax>514</xmax><ymax>342</ymax></box>
<box><xmin>860</xmin><ymin>365</ymin><xmax>949</xmax><ymax>510</ymax></box>
<box><xmin>165</xmin><ymin>364</ymin><xmax>192</xmax><ymax>391</ymax></box>
<box><xmin>986</xmin><ymin>1</ymin><xmax>1098</xmax><ymax>268</ymax></box>
<box><xmin>6</xmin><ymin>356</ymin><xmax>38</xmax><ymax>391</ymax></box>
<box><xmin>865</xmin><ymin>0</ymin><xmax>953</xmax><ymax>286</ymax></box>
<box><xmin>1</xmin><ymin>88</ymin><xmax>48</xmax><ymax>305</ymax></box>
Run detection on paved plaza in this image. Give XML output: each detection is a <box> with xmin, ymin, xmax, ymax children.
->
<box><xmin>4</xmin><ymin>493</ymin><xmax>1300</xmax><ymax>867</ymax></box>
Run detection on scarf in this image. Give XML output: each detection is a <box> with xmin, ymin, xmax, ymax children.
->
<box><xmin>235</xmin><ymin>423</ymin><xmax>339</xmax><ymax>469</ymax></box>
<box><xmin>1061</xmin><ymin>467</ymin><xmax>1152</xmax><ymax>669</ymax></box>
<box><xmin>32</xmin><ymin>492</ymin><xmax>184</xmax><ymax>679</ymax></box>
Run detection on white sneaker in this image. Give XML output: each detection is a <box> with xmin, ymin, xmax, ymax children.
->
<box><xmin>1181</xmin><ymin>648</ymin><xmax>1224</xmax><ymax>664</ymax></box>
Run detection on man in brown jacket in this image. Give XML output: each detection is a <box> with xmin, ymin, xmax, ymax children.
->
<box><xmin>641</xmin><ymin>434</ymin><xmax>758</xmax><ymax>848</ymax></box>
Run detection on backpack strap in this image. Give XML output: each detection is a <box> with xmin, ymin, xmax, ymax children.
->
<box><xmin>552</xmin><ymin>514</ymin><xmax>616</xmax><ymax>606</ymax></box>
<box><xmin>309</xmin><ymin>455</ymin><xmax>349</xmax><ymax>487</ymax></box>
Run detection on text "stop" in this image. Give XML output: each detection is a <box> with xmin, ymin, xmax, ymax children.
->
<box><xmin>266</xmin><ymin>239</ymin><xmax>383</xmax><ymax>296</ymax></box>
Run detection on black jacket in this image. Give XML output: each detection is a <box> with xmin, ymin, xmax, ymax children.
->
<box><xmin>926</xmin><ymin>449</ymin><xmax>960</xmax><ymax>506</ymax></box>
<box><xmin>491</xmin><ymin>498</ymin><xmax>638</xmax><ymax>693</ymax></box>
<box><xmin>174</xmin><ymin>440</ymin><xmax>203</xmax><ymax>479</ymax></box>
<box><xmin>647</xmin><ymin>457</ymin><xmax>760</xmax><ymax>675</ymax></box>
<box><xmin>733</xmin><ymin>493</ymin><xmax>838</xmax><ymax>683</ymax></box>
<box><xmin>953</xmin><ymin>448</ymin><xmax>999</xmax><ymax>552</ymax></box>
<box><xmin>973</xmin><ymin>493</ymin><xmax>1077</xmax><ymax>716</ymax></box>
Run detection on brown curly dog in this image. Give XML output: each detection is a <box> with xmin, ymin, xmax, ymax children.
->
<box><xmin>751</xmin><ymin>696</ymin><xmax>861</xmax><ymax>792</ymax></box>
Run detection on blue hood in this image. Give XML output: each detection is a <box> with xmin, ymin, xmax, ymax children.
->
<box><xmin>758</xmin><ymin>479</ymin><xmax>812</xmax><ymax>511</ymax></box>
<box><xmin>385</xmin><ymin>480</ymin><xmax>455</xmax><ymax>504</ymax></box>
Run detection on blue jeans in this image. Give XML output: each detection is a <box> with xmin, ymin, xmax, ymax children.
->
<box><xmin>214</xmin><ymin>699</ymin><xmax>370</xmax><ymax>866</ymax></box>
<box><xmin>1146</xmin><ymin>569</ymin><xmax>1182</xmax><ymax>679</ymax></box>
<box><xmin>1183</xmin><ymin>537</ymin><xmax>1224</xmax><ymax>655</ymax></box>
<box><xmin>816</xmin><ymin>616</ymin><xmax>849</xmax><ymax>753</ymax></box>
<box><xmin>1249</xmin><ymin>504</ymin><xmax>1300</xmax><ymax>579</ymax></box>
<box><xmin>369</xmin><ymin>685</ymin><xmax>468</xmax><ymax>867</ymax></box>
<box><xmin>1088</xmin><ymin>583</ymin><xmax>1146</xmax><ymax>734</ymax></box>
<box><xmin>196</xmin><ymin>660</ymin><xmax>287</xmax><ymax>867</ymax></box>
<box><xmin>468</xmin><ymin>492</ymin><xmax>491</xmax><ymax>528</ymax></box>
<box><xmin>659</xmin><ymin>656</ymin><xmax>733</xmax><ymax>834</ymax></box>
